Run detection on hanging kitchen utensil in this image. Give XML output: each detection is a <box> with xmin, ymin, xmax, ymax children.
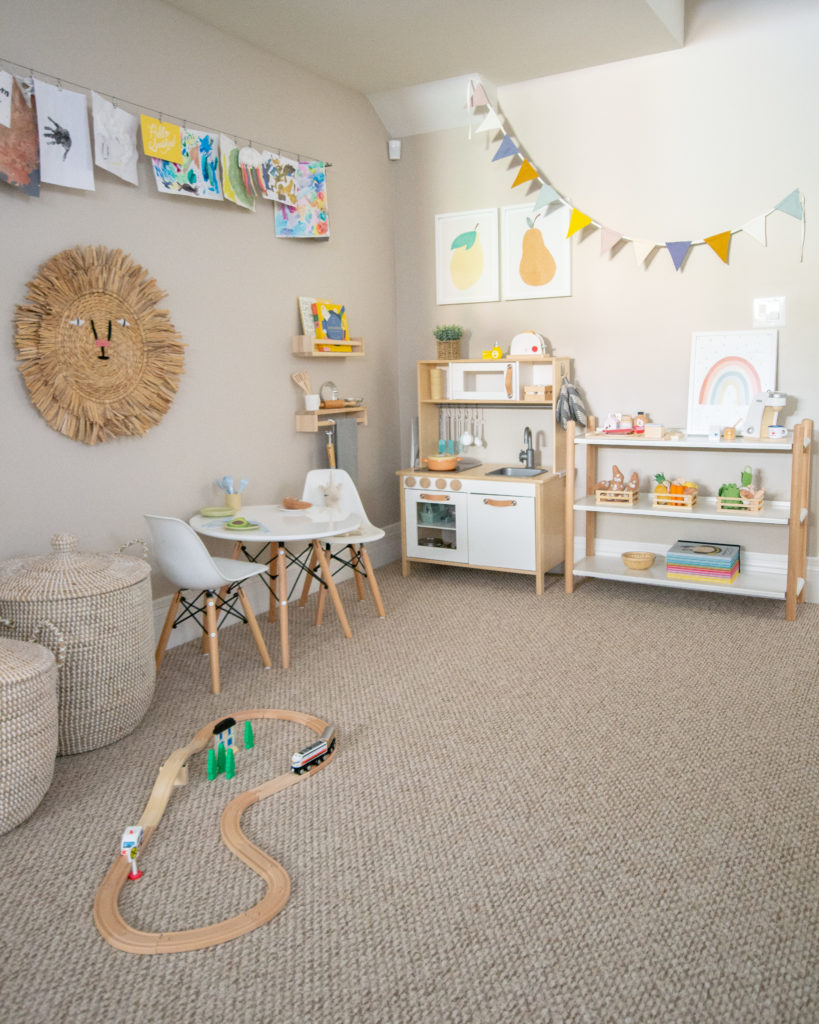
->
<box><xmin>438</xmin><ymin>407</ymin><xmax>446</xmax><ymax>454</ymax></box>
<box><xmin>325</xmin><ymin>428</ymin><xmax>336</xmax><ymax>468</ymax></box>
<box><xmin>446</xmin><ymin>408</ymin><xmax>455</xmax><ymax>455</ymax></box>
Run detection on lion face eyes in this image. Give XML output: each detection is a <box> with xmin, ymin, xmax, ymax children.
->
<box><xmin>69</xmin><ymin>317</ymin><xmax>85</xmax><ymax>326</ymax></box>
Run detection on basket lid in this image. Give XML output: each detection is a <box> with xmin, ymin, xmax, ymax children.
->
<box><xmin>0</xmin><ymin>534</ymin><xmax>150</xmax><ymax>601</ymax></box>
<box><xmin>0</xmin><ymin>637</ymin><xmax>57</xmax><ymax>679</ymax></box>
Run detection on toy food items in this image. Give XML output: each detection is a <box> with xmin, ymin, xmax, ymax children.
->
<box><xmin>596</xmin><ymin>465</ymin><xmax>639</xmax><ymax>492</ymax></box>
<box><xmin>653</xmin><ymin>474</ymin><xmax>698</xmax><ymax>506</ymax></box>
<box><xmin>634</xmin><ymin>412</ymin><xmax>647</xmax><ymax>434</ymax></box>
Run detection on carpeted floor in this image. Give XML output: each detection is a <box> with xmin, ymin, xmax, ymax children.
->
<box><xmin>2</xmin><ymin>561</ymin><xmax>817</xmax><ymax>1024</ymax></box>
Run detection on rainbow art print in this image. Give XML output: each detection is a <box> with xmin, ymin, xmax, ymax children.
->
<box><xmin>687</xmin><ymin>330</ymin><xmax>777</xmax><ymax>435</ymax></box>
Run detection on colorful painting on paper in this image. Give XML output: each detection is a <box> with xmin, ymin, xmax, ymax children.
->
<box><xmin>151</xmin><ymin>129</ymin><xmax>222</xmax><ymax>200</ymax></box>
<box><xmin>0</xmin><ymin>77</ymin><xmax>40</xmax><ymax>195</ymax></box>
<box><xmin>435</xmin><ymin>208</ymin><xmax>499</xmax><ymax>304</ymax></box>
<box><xmin>274</xmin><ymin>161</ymin><xmax>329</xmax><ymax>237</ymax></box>
<box><xmin>92</xmin><ymin>92</ymin><xmax>139</xmax><ymax>185</ymax></box>
<box><xmin>34</xmin><ymin>78</ymin><xmax>95</xmax><ymax>191</ymax></box>
<box><xmin>686</xmin><ymin>330</ymin><xmax>778</xmax><ymax>435</ymax></box>
<box><xmin>140</xmin><ymin>115</ymin><xmax>182</xmax><ymax>162</ymax></box>
<box><xmin>220</xmin><ymin>133</ymin><xmax>254</xmax><ymax>210</ymax></box>
<box><xmin>238</xmin><ymin>146</ymin><xmax>266</xmax><ymax>198</ymax></box>
<box><xmin>262</xmin><ymin>151</ymin><xmax>297</xmax><ymax>206</ymax></box>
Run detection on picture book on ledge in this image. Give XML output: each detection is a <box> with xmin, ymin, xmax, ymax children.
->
<box><xmin>312</xmin><ymin>300</ymin><xmax>349</xmax><ymax>341</ymax></box>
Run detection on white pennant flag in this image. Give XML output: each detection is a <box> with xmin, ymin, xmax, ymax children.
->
<box><xmin>742</xmin><ymin>215</ymin><xmax>767</xmax><ymax>246</ymax></box>
<box><xmin>475</xmin><ymin>110</ymin><xmax>502</xmax><ymax>134</ymax></box>
<box><xmin>632</xmin><ymin>239</ymin><xmax>657</xmax><ymax>265</ymax></box>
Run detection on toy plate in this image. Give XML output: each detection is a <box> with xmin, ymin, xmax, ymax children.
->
<box><xmin>223</xmin><ymin>519</ymin><xmax>260</xmax><ymax>531</ymax></box>
<box><xmin>200</xmin><ymin>506</ymin><xmax>234</xmax><ymax>517</ymax></box>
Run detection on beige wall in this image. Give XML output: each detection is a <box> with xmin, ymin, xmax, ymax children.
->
<box><xmin>0</xmin><ymin>0</ymin><xmax>398</xmax><ymax>591</ymax></box>
<box><xmin>392</xmin><ymin>0</ymin><xmax>818</xmax><ymax>563</ymax></box>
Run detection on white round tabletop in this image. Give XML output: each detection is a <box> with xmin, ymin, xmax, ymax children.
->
<box><xmin>189</xmin><ymin>504</ymin><xmax>360</xmax><ymax>543</ymax></box>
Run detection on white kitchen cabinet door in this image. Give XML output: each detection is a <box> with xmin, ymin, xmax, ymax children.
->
<box><xmin>467</xmin><ymin>492</ymin><xmax>536</xmax><ymax>570</ymax></box>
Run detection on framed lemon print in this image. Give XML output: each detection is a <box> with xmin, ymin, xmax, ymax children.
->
<box><xmin>501</xmin><ymin>203</ymin><xmax>571</xmax><ymax>300</ymax></box>
<box><xmin>435</xmin><ymin>208</ymin><xmax>499</xmax><ymax>305</ymax></box>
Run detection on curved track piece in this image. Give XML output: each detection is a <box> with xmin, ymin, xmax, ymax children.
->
<box><xmin>93</xmin><ymin>709</ymin><xmax>334</xmax><ymax>954</ymax></box>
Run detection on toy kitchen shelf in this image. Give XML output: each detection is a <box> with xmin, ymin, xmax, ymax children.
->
<box><xmin>563</xmin><ymin>415</ymin><xmax>813</xmax><ymax>620</ymax></box>
<box><xmin>292</xmin><ymin>335</ymin><xmax>365</xmax><ymax>358</ymax></box>
<box><xmin>295</xmin><ymin>404</ymin><xmax>367</xmax><ymax>433</ymax></box>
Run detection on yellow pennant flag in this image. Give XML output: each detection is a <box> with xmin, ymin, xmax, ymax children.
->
<box><xmin>567</xmin><ymin>208</ymin><xmax>592</xmax><ymax>237</ymax></box>
<box><xmin>140</xmin><ymin>115</ymin><xmax>182</xmax><ymax>162</ymax></box>
<box><xmin>512</xmin><ymin>160</ymin><xmax>538</xmax><ymax>188</ymax></box>
<box><xmin>705</xmin><ymin>231</ymin><xmax>731</xmax><ymax>263</ymax></box>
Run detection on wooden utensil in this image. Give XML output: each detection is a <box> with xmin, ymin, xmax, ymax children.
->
<box><xmin>290</xmin><ymin>371</ymin><xmax>312</xmax><ymax>394</ymax></box>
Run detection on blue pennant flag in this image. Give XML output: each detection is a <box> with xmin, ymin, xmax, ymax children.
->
<box><xmin>666</xmin><ymin>241</ymin><xmax>692</xmax><ymax>271</ymax></box>
<box><xmin>492</xmin><ymin>135</ymin><xmax>519</xmax><ymax>162</ymax></box>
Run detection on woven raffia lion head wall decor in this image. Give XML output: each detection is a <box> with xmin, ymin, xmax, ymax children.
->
<box><xmin>14</xmin><ymin>245</ymin><xmax>185</xmax><ymax>445</ymax></box>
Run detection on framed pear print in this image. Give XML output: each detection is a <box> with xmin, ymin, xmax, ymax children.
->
<box><xmin>435</xmin><ymin>208</ymin><xmax>499</xmax><ymax>305</ymax></box>
<box><xmin>14</xmin><ymin>245</ymin><xmax>185</xmax><ymax>445</ymax></box>
<box><xmin>501</xmin><ymin>203</ymin><xmax>571</xmax><ymax>300</ymax></box>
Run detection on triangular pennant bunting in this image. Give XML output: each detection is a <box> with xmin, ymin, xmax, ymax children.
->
<box><xmin>512</xmin><ymin>160</ymin><xmax>539</xmax><ymax>188</ymax></box>
<box><xmin>599</xmin><ymin>227</ymin><xmax>622</xmax><ymax>255</ymax></box>
<box><xmin>475</xmin><ymin>110</ymin><xmax>502</xmax><ymax>134</ymax></box>
<box><xmin>492</xmin><ymin>135</ymin><xmax>519</xmax><ymax>161</ymax></box>
<box><xmin>775</xmin><ymin>189</ymin><xmax>803</xmax><ymax>219</ymax></box>
<box><xmin>704</xmin><ymin>231</ymin><xmax>731</xmax><ymax>263</ymax></box>
<box><xmin>666</xmin><ymin>241</ymin><xmax>691</xmax><ymax>271</ymax></box>
<box><xmin>471</xmin><ymin>82</ymin><xmax>488</xmax><ymax>108</ymax></box>
<box><xmin>742</xmin><ymin>215</ymin><xmax>767</xmax><ymax>246</ymax></box>
<box><xmin>632</xmin><ymin>240</ymin><xmax>657</xmax><ymax>265</ymax></box>
<box><xmin>533</xmin><ymin>184</ymin><xmax>561</xmax><ymax>211</ymax></box>
<box><xmin>567</xmin><ymin>209</ymin><xmax>592</xmax><ymax>237</ymax></box>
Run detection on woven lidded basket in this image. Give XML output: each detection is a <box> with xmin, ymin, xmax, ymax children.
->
<box><xmin>436</xmin><ymin>339</ymin><xmax>461</xmax><ymax>360</ymax></box>
<box><xmin>0</xmin><ymin>535</ymin><xmax>154</xmax><ymax>755</ymax></box>
<box><xmin>0</xmin><ymin>638</ymin><xmax>58</xmax><ymax>834</ymax></box>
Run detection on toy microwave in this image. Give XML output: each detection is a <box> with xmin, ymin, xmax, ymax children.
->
<box><xmin>447</xmin><ymin>361</ymin><xmax>519</xmax><ymax>401</ymax></box>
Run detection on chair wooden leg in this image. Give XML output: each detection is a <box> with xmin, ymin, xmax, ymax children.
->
<box><xmin>276</xmin><ymin>544</ymin><xmax>289</xmax><ymax>669</ymax></box>
<box><xmin>298</xmin><ymin>547</ymin><xmax>320</xmax><ymax>607</ymax></box>
<box><xmin>268</xmin><ymin>542</ymin><xmax>279</xmax><ymax>623</ymax></box>
<box><xmin>204</xmin><ymin>590</ymin><xmax>221</xmax><ymax>694</ymax></box>
<box><xmin>237</xmin><ymin>586</ymin><xmax>272</xmax><ymax>670</ymax></box>
<box><xmin>350</xmin><ymin>545</ymin><xmax>366</xmax><ymax>601</ymax></box>
<box><xmin>313</xmin><ymin>540</ymin><xmax>352</xmax><ymax>638</ymax></box>
<box><xmin>156</xmin><ymin>591</ymin><xmax>181</xmax><ymax>670</ymax></box>
<box><xmin>359</xmin><ymin>544</ymin><xmax>386</xmax><ymax>618</ymax></box>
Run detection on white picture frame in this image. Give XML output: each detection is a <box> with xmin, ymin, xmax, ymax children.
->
<box><xmin>435</xmin><ymin>208</ymin><xmax>499</xmax><ymax>305</ymax></box>
<box><xmin>686</xmin><ymin>329</ymin><xmax>778</xmax><ymax>435</ymax></box>
<box><xmin>501</xmin><ymin>203</ymin><xmax>571</xmax><ymax>300</ymax></box>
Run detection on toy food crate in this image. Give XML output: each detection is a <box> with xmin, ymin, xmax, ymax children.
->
<box><xmin>653</xmin><ymin>487</ymin><xmax>697</xmax><ymax>508</ymax></box>
<box><xmin>595</xmin><ymin>489</ymin><xmax>639</xmax><ymax>505</ymax></box>
<box><xmin>523</xmin><ymin>385</ymin><xmax>553</xmax><ymax>402</ymax></box>
<box><xmin>716</xmin><ymin>494</ymin><xmax>764</xmax><ymax>513</ymax></box>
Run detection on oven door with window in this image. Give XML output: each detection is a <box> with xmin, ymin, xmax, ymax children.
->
<box><xmin>404</xmin><ymin>487</ymin><xmax>468</xmax><ymax>562</ymax></box>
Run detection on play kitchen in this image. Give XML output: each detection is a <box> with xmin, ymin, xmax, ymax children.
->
<box><xmin>399</xmin><ymin>352</ymin><xmax>572</xmax><ymax>593</ymax></box>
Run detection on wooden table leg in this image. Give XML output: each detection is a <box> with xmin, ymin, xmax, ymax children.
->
<box><xmin>277</xmin><ymin>543</ymin><xmax>289</xmax><ymax>669</ymax></box>
<box><xmin>313</xmin><ymin>540</ymin><xmax>352</xmax><ymax>638</ymax></box>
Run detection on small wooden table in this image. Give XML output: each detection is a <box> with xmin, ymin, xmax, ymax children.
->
<box><xmin>190</xmin><ymin>505</ymin><xmax>360</xmax><ymax>668</ymax></box>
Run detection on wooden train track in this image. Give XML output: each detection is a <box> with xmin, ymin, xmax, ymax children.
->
<box><xmin>93</xmin><ymin>709</ymin><xmax>334</xmax><ymax>954</ymax></box>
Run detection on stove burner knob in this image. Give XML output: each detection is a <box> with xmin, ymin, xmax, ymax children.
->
<box><xmin>405</xmin><ymin>476</ymin><xmax>416</xmax><ymax>488</ymax></box>
<box><xmin>450</xmin><ymin>479</ymin><xmax>462</xmax><ymax>490</ymax></box>
<box><xmin>419</xmin><ymin>477</ymin><xmax>431</xmax><ymax>488</ymax></box>
<box><xmin>435</xmin><ymin>477</ymin><xmax>447</xmax><ymax>488</ymax></box>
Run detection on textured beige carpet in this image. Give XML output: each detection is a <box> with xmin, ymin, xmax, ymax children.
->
<box><xmin>2</xmin><ymin>562</ymin><xmax>817</xmax><ymax>1024</ymax></box>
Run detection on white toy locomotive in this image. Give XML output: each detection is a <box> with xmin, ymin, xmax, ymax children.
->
<box><xmin>291</xmin><ymin>726</ymin><xmax>336</xmax><ymax>774</ymax></box>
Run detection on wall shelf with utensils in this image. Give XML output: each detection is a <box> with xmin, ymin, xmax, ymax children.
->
<box><xmin>292</xmin><ymin>336</ymin><xmax>365</xmax><ymax>357</ymax></box>
<box><xmin>295</xmin><ymin>405</ymin><xmax>368</xmax><ymax>433</ymax></box>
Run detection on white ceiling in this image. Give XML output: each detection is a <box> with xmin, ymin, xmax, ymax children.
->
<box><xmin>163</xmin><ymin>0</ymin><xmax>685</xmax><ymax>135</ymax></box>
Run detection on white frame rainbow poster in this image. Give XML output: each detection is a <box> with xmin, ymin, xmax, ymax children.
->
<box><xmin>686</xmin><ymin>329</ymin><xmax>778</xmax><ymax>435</ymax></box>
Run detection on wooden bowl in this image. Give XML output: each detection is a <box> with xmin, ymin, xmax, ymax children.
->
<box><xmin>621</xmin><ymin>550</ymin><xmax>655</xmax><ymax>570</ymax></box>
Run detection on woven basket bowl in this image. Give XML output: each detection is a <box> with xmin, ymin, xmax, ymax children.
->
<box><xmin>621</xmin><ymin>551</ymin><xmax>656</xmax><ymax>570</ymax></box>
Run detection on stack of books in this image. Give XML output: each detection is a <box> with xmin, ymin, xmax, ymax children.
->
<box><xmin>665</xmin><ymin>541</ymin><xmax>740</xmax><ymax>585</ymax></box>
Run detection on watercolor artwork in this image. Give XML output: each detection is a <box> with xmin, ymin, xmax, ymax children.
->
<box><xmin>0</xmin><ymin>70</ymin><xmax>12</xmax><ymax>129</ymax></box>
<box><xmin>238</xmin><ymin>146</ymin><xmax>266</xmax><ymax>198</ymax></box>
<box><xmin>220</xmin><ymin>133</ymin><xmax>254</xmax><ymax>210</ymax></box>
<box><xmin>501</xmin><ymin>203</ymin><xmax>571</xmax><ymax>300</ymax></box>
<box><xmin>34</xmin><ymin>78</ymin><xmax>95</xmax><ymax>191</ymax></box>
<box><xmin>151</xmin><ymin>128</ymin><xmax>222</xmax><ymax>200</ymax></box>
<box><xmin>261</xmin><ymin>151</ymin><xmax>297</xmax><ymax>206</ymax></box>
<box><xmin>274</xmin><ymin>161</ymin><xmax>329</xmax><ymax>238</ymax></box>
<box><xmin>435</xmin><ymin>208</ymin><xmax>499</xmax><ymax>304</ymax></box>
<box><xmin>687</xmin><ymin>330</ymin><xmax>778</xmax><ymax>435</ymax></box>
<box><xmin>0</xmin><ymin>77</ymin><xmax>40</xmax><ymax>195</ymax></box>
<box><xmin>92</xmin><ymin>92</ymin><xmax>139</xmax><ymax>185</ymax></box>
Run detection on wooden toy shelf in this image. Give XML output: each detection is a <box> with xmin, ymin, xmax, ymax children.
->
<box><xmin>292</xmin><ymin>336</ymin><xmax>364</xmax><ymax>358</ymax></box>
<box><xmin>295</xmin><ymin>405</ymin><xmax>367</xmax><ymax>433</ymax></box>
<box><xmin>564</xmin><ymin>415</ymin><xmax>813</xmax><ymax>620</ymax></box>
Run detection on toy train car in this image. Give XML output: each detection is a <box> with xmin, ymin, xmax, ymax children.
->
<box><xmin>291</xmin><ymin>726</ymin><xmax>336</xmax><ymax>774</ymax></box>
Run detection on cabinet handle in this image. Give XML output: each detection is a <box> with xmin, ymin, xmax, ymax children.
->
<box><xmin>505</xmin><ymin>363</ymin><xmax>513</xmax><ymax>398</ymax></box>
<box><xmin>420</xmin><ymin>493</ymin><xmax>450</xmax><ymax>501</ymax></box>
<box><xmin>483</xmin><ymin>498</ymin><xmax>517</xmax><ymax>507</ymax></box>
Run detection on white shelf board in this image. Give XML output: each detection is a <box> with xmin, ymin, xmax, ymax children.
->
<box><xmin>572</xmin><ymin>554</ymin><xmax>795</xmax><ymax>600</ymax></box>
<box><xmin>576</xmin><ymin>432</ymin><xmax>793</xmax><ymax>453</ymax></box>
<box><xmin>573</xmin><ymin>494</ymin><xmax>790</xmax><ymax>525</ymax></box>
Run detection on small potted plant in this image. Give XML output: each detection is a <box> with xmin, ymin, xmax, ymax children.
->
<box><xmin>433</xmin><ymin>324</ymin><xmax>464</xmax><ymax>360</ymax></box>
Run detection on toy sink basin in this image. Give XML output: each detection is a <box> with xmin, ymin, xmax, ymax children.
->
<box><xmin>486</xmin><ymin>467</ymin><xmax>547</xmax><ymax>477</ymax></box>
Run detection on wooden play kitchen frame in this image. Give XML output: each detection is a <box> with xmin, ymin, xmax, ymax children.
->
<box><xmin>564</xmin><ymin>415</ymin><xmax>813</xmax><ymax>619</ymax></box>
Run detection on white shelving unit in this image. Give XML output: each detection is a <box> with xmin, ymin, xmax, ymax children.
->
<box><xmin>564</xmin><ymin>415</ymin><xmax>813</xmax><ymax>620</ymax></box>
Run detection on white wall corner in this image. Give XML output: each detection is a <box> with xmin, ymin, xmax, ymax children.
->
<box><xmin>367</xmin><ymin>74</ymin><xmax>497</xmax><ymax>139</ymax></box>
<box><xmin>646</xmin><ymin>0</ymin><xmax>685</xmax><ymax>45</ymax></box>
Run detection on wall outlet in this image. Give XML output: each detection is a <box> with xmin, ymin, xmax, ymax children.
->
<box><xmin>753</xmin><ymin>296</ymin><xmax>786</xmax><ymax>327</ymax></box>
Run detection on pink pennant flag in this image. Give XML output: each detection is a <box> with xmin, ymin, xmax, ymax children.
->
<box><xmin>512</xmin><ymin>160</ymin><xmax>538</xmax><ymax>188</ymax></box>
<box><xmin>567</xmin><ymin>209</ymin><xmax>592</xmax><ymax>237</ymax></box>
<box><xmin>666</xmin><ymin>241</ymin><xmax>692</xmax><ymax>271</ymax></box>
<box><xmin>471</xmin><ymin>82</ymin><xmax>488</xmax><ymax>108</ymax></box>
<box><xmin>632</xmin><ymin>240</ymin><xmax>657</xmax><ymax>265</ymax></box>
<box><xmin>599</xmin><ymin>227</ymin><xmax>622</xmax><ymax>255</ymax></box>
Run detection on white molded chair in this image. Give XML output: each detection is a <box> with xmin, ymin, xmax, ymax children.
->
<box><xmin>145</xmin><ymin>515</ymin><xmax>272</xmax><ymax>694</ymax></box>
<box><xmin>298</xmin><ymin>469</ymin><xmax>386</xmax><ymax>620</ymax></box>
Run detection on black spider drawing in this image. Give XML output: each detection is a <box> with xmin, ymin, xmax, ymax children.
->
<box><xmin>44</xmin><ymin>116</ymin><xmax>72</xmax><ymax>160</ymax></box>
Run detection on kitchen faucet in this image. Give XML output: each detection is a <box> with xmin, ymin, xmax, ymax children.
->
<box><xmin>519</xmin><ymin>426</ymin><xmax>535</xmax><ymax>469</ymax></box>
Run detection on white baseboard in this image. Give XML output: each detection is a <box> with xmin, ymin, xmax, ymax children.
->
<box><xmin>573</xmin><ymin>537</ymin><xmax>817</xmax><ymax>604</ymax></box>
<box><xmin>153</xmin><ymin>521</ymin><xmax>403</xmax><ymax>650</ymax></box>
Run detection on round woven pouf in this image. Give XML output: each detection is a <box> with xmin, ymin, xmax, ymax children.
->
<box><xmin>0</xmin><ymin>639</ymin><xmax>59</xmax><ymax>835</ymax></box>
